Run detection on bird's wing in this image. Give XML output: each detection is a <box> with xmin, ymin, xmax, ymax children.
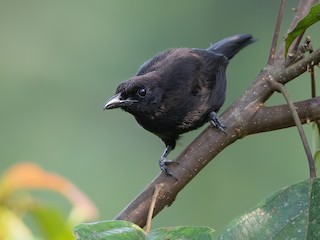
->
<box><xmin>191</xmin><ymin>50</ymin><xmax>229</xmax><ymax>98</ymax></box>
<box><xmin>136</xmin><ymin>49</ymin><xmax>174</xmax><ymax>76</ymax></box>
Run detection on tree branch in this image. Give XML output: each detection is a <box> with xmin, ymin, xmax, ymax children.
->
<box><xmin>115</xmin><ymin>50</ymin><xmax>320</xmax><ymax>227</ymax></box>
<box><xmin>115</xmin><ymin>97</ymin><xmax>320</xmax><ymax>227</ymax></box>
<box><xmin>247</xmin><ymin>97</ymin><xmax>320</xmax><ymax>134</ymax></box>
<box><xmin>268</xmin><ymin>0</ymin><xmax>286</xmax><ymax>65</ymax></box>
<box><xmin>114</xmin><ymin>0</ymin><xmax>320</xmax><ymax>228</ymax></box>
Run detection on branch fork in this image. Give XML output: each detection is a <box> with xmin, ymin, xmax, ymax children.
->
<box><xmin>114</xmin><ymin>0</ymin><xmax>320</xmax><ymax>228</ymax></box>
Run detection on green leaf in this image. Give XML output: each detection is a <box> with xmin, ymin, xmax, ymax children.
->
<box><xmin>30</xmin><ymin>206</ymin><xmax>74</xmax><ymax>240</ymax></box>
<box><xmin>147</xmin><ymin>226</ymin><xmax>214</xmax><ymax>240</ymax></box>
<box><xmin>73</xmin><ymin>220</ymin><xmax>146</xmax><ymax>240</ymax></box>
<box><xmin>74</xmin><ymin>221</ymin><xmax>215</xmax><ymax>240</ymax></box>
<box><xmin>214</xmin><ymin>178</ymin><xmax>320</xmax><ymax>240</ymax></box>
<box><xmin>284</xmin><ymin>3</ymin><xmax>320</xmax><ymax>56</ymax></box>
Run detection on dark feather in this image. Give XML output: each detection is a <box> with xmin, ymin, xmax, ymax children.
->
<box><xmin>104</xmin><ymin>34</ymin><xmax>256</xmax><ymax>175</ymax></box>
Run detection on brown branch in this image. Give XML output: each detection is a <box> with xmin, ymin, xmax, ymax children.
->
<box><xmin>115</xmin><ymin>98</ymin><xmax>320</xmax><ymax>228</ymax></box>
<box><xmin>309</xmin><ymin>49</ymin><xmax>320</xmax><ymax>133</ymax></box>
<box><xmin>115</xmin><ymin>49</ymin><xmax>320</xmax><ymax>227</ymax></box>
<box><xmin>288</xmin><ymin>0</ymin><xmax>318</xmax><ymax>33</ymax></box>
<box><xmin>268</xmin><ymin>0</ymin><xmax>286</xmax><ymax>65</ymax></box>
<box><xmin>114</xmin><ymin>0</ymin><xmax>320</xmax><ymax>228</ymax></box>
<box><xmin>247</xmin><ymin>97</ymin><xmax>320</xmax><ymax>134</ymax></box>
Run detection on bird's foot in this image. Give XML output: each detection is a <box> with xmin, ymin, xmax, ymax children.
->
<box><xmin>159</xmin><ymin>157</ymin><xmax>179</xmax><ymax>180</ymax></box>
<box><xmin>209</xmin><ymin>112</ymin><xmax>226</xmax><ymax>134</ymax></box>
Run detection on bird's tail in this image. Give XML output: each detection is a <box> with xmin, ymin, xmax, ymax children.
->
<box><xmin>207</xmin><ymin>34</ymin><xmax>256</xmax><ymax>60</ymax></box>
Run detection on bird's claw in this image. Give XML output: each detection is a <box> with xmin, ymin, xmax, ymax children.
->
<box><xmin>159</xmin><ymin>157</ymin><xmax>179</xmax><ymax>180</ymax></box>
<box><xmin>209</xmin><ymin>111</ymin><xmax>226</xmax><ymax>134</ymax></box>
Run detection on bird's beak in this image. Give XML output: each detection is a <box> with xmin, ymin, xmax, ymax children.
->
<box><xmin>104</xmin><ymin>93</ymin><xmax>122</xmax><ymax>110</ymax></box>
<box><xmin>103</xmin><ymin>92</ymin><xmax>137</xmax><ymax>110</ymax></box>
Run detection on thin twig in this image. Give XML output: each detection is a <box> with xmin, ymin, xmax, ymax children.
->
<box><xmin>268</xmin><ymin>0</ymin><xmax>286</xmax><ymax>65</ymax></box>
<box><xmin>268</xmin><ymin>79</ymin><xmax>316</xmax><ymax>178</ymax></box>
<box><xmin>311</xmin><ymin>65</ymin><xmax>320</xmax><ymax>133</ymax></box>
<box><xmin>303</xmin><ymin>36</ymin><xmax>320</xmax><ymax>135</ymax></box>
<box><xmin>292</xmin><ymin>31</ymin><xmax>305</xmax><ymax>54</ymax></box>
<box><xmin>311</xmin><ymin>66</ymin><xmax>316</xmax><ymax>98</ymax></box>
<box><xmin>276</xmin><ymin>0</ymin><xmax>317</xmax><ymax>59</ymax></box>
<box><xmin>308</xmin><ymin>37</ymin><xmax>316</xmax><ymax>98</ymax></box>
<box><xmin>145</xmin><ymin>183</ymin><xmax>163</xmax><ymax>234</ymax></box>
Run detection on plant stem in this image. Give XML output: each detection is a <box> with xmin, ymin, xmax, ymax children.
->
<box><xmin>268</xmin><ymin>79</ymin><xmax>316</xmax><ymax>178</ymax></box>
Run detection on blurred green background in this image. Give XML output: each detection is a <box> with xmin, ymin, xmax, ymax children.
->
<box><xmin>1</xmin><ymin>0</ymin><xmax>318</xmax><ymax>233</ymax></box>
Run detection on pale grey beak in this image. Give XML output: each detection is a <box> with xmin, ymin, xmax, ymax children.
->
<box><xmin>103</xmin><ymin>92</ymin><xmax>138</xmax><ymax>110</ymax></box>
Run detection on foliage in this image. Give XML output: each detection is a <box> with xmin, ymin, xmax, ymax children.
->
<box><xmin>74</xmin><ymin>2</ymin><xmax>320</xmax><ymax>239</ymax></box>
<box><xmin>0</xmin><ymin>163</ymin><xmax>98</xmax><ymax>240</ymax></box>
<box><xmin>74</xmin><ymin>221</ymin><xmax>214</xmax><ymax>240</ymax></box>
<box><xmin>215</xmin><ymin>178</ymin><xmax>320</xmax><ymax>239</ymax></box>
<box><xmin>74</xmin><ymin>179</ymin><xmax>320</xmax><ymax>239</ymax></box>
<box><xmin>2</xmin><ymin>1</ymin><xmax>320</xmax><ymax>239</ymax></box>
<box><xmin>284</xmin><ymin>3</ymin><xmax>320</xmax><ymax>56</ymax></box>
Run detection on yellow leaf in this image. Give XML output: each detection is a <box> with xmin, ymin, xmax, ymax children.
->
<box><xmin>0</xmin><ymin>207</ymin><xmax>34</xmax><ymax>240</ymax></box>
<box><xmin>0</xmin><ymin>163</ymin><xmax>98</xmax><ymax>221</ymax></box>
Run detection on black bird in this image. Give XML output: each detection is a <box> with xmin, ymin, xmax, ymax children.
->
<box><xmin>104</xmin><ymin>34</ymin><xmax>255</xmax><ymax>176</ymax></box>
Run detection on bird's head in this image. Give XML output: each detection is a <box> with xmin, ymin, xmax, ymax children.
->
<box><xmin>104</xmin><ymin>48</ymin><xmax>191</xmax><ymax>117</ymax></box>
<box><xmin>103</xmin><ymin>74</ymin><xmax>163</xmax><ymax>115</ymax></box>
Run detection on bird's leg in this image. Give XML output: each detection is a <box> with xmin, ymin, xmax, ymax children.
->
<box><xmin>209</xmin><ymin>111</ymin><xmax>226</xmax><ymax>134</ymax></box>
<box><xmin>159</xmin><ymin>145</ymin><xmax>179</xmax><ymax>178</ymax></box>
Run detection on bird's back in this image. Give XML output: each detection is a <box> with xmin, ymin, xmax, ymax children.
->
<box><xmin>105</xmin><ymin>34</ymin><xmax>255</xmax><ymax>149</ymax></box>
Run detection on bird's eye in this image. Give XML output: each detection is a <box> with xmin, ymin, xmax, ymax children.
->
<box><xmin>137</xmin><ymin>87</ymin><xmax>147</xmax><ymax>97</ymax></box>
